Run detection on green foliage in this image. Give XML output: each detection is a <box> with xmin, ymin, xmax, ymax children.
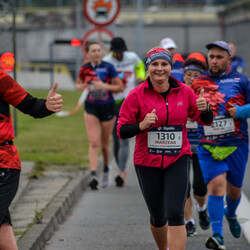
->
<box><xmin>14</xmin><ymin>90</ymin><xmax>89</xmax><ymax>170</ymax></box>
<box><xmin>14</xmin><ymin>230</ymin><xmax>28</xmax><ymax>239</ymax></box>
<box><xmin>34</xmin><ymin>200</ymin><xmax>43</xmax><ymax>224</ymax></box>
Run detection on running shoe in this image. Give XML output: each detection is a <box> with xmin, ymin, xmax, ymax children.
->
<box><xmin>89</xmin><ymin>177</ymin><xmax>98</xmax><ymax>190</ymax></box>
<box><xmin>224</xmin><ymin>206</ymin><xmax>241</xmax><ymax>238</ymax></box>
<box><xmin>115</xmin><ymin>175</ymin><xmax>124</xmax><ymax>187</ymax></box>
<box><xmin>198</xmin><ymin>209</ymin><xmax>210</xmax><ymax>230</ymax></box>
<box><xmin>185</xmin><ymin>221</ymin><xmax>197</xmax><ymax>237</ymax></box>
<box><xmin>205</xmin><ymin>234</ymin><xmax>226</xmax><ymax>250</ymax></box>
<box><xmin>101</xmin><ymin>172</ymin><xmax>109</xmax><ymax>188</ymax></box>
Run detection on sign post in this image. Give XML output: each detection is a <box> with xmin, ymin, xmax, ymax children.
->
<box><xmin>82</xmin><ymin>0</ymin><xmax>120</xmax><ymax>57</ymax></box>
<box><xmin>82</xmin><ymin>27</ymin><xmax>114</xmax><ymax>61</ymax></box>
<box><xmin>83</xmin><ymin>0</ymin><xmax>120</xmax><ymax>27</ymax></box>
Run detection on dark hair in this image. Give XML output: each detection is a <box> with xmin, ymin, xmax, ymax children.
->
<box><xmin>85</xmin><ymin>40</ymin><xmax>100</xmax><ymax>53</ymax></box>
<box><xmin>110</xmin><ymin>37</ymin><xmax>127</xmax><ymax>53</ymax></box>
<box><xmin>183</xmin><ymin>58</ymin><xmax>207</xmax><ymax>72</ymax></box>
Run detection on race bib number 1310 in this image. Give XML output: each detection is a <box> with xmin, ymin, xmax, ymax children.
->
<box><xmin>148</xmin><ymin>125</ymin><xmax>183</xmax><ymax>155</ymax></box>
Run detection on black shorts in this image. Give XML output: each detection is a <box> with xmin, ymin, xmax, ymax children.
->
<box><xmin>0</xmin><ymin>168</ymin><xmax>20</xmax><ymax>226</ymax></box>
<box><xmin>85</xmin><ymin>102</ymin><xmax>115</xmax><ymax>122</ymax></box>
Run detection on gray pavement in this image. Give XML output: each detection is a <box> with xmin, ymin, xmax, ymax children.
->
<box><xmin>43</xmin><ymin>140</ymin><xmax>250</xmax><ymax>250</ymax></box>
<box><xmin>15</xmin><ymin>162</ymin><xmax>90</xmax><ymax>250</ymax></box>
<box><xmin>44</xmin><ymin>143</ymin><xmax>154</xmax><ymax>250</ymax></box>
<box><xmin>13</xmin><ymin>139</ymin><xmax>250</xmax><ymax>250</ymax></box>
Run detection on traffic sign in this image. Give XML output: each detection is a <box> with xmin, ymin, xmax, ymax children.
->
<box><xmin>82</xmin><ymin>27</ymin><xmax>114</xmax><ymax>60</ymax></box>
<box><xmin>83</xmin><ymin>0</ymin><xmax>120</xmax><ymax>27</ymax></box>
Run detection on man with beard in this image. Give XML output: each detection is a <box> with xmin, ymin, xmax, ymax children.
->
<box><xmin>192</xmin><ymin>41</ymin><xmax>250</xmax><ymax>250</ymax></box>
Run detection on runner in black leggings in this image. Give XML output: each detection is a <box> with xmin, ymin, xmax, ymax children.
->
<box><xmin>135</xmin><ymin>155</ymin><xmax>190</xmax><ymax>227</ymax></box>
<box><xmin>183</xmin><ymin>53</ymin><xmax>210</xmax><ymax>236</ymax></box>
<box><xmin>117</xmin><ymin>47</ymin><xmax>213</xmax><ymax>250</ymax></box>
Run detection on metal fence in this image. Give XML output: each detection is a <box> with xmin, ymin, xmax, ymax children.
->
<box><xmin>120</xmin><ymin>0</ymin><xmax>237</xmax><ymax>8</ymax></box>
<box><xmin>5</xmin><ymin>0</ymin><xmax>239</xmax><ymax>8</ymax></box>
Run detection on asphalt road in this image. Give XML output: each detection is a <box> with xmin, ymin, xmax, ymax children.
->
<box><xmin>44</xmin><ymin>137</ymin><xmax>250</xmax><ymax>250</ymax></box>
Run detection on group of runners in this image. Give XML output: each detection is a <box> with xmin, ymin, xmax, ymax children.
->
<box><xmin>76</xmin><ymin>37</ymin><xmax>250</xmax><ymax>250</ymax></box>
<box><xmin>0</xmin><ymin>35</ymin><xmax>249</xmax><ymax>250</ymax></box>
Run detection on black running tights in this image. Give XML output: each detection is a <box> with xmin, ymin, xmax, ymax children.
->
<box><xmin>135</xmin><ymin>155</ymin><xmax>190</xmax><ymax>227</ymax></box>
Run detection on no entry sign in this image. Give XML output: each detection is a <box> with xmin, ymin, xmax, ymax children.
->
<box><xmin>82</xmin><ymin>27</ymin><xmax>114</xmax><ymax>62</ymax></box>
<box><xmin>83</xmin><ymin>0</ymin><xmax>120</xmax><ymax>27</ymax></box>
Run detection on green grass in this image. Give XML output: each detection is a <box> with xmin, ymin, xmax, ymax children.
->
<box><xmin>14</xmin><ymin>89</ymin><xmax>89</xmax><ymax>171</ymax></box>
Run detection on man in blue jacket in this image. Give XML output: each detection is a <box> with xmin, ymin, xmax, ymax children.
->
<box><xmin>192</xmin><ymin>41</ymin><xmax>250</xmax><ymax>250</ymax></box>
<box><xmin>228</xmin><ymin>41</ymin><xmax>245</xmax><ymax>73</ymax></box>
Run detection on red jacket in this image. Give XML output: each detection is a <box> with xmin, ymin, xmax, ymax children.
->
<box><xmin>117</xmin><ymin>77</ymin><xmax>211</xmax><ymax>168</ymax></box>
<box><xmin>0</xmin><ymin>69</ymin><xmax>53</xmax><ymax>170</ymax></box>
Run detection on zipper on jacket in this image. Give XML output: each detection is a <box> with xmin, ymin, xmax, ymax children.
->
<box><xmin>161</xmin><ymin>96</ymin><xmax>169</xmax><ymax>170</ymax></box>
<box><xmin>165</xmin><ymin>99</ymin><xmax>169</xmax><ymax>125</ymax></box>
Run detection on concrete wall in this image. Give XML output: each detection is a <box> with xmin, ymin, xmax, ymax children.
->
<box><xmin>7</xmin><ymin>7</ymin><xmax>250</xmax><ymax>79</ymax></box>
<box><xmin>224</xmin><ymin>21</ymin><xmax>250</xmax><ymax>77</ymax></box>
<box><xmin>218</xmin><ymin>0</ymin><xmax>250</xmax><ymax>77</ymax></box>
<box><xmin>1</xmin><ymin>23</ymin><xmax>220</xmax><ymax>62</ymax></box>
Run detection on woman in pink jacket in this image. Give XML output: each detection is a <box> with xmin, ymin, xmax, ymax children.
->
<box><xmin>117</xmin><ymin>48</ymin><xmax>213</xmax><ymax>250</ymax></box>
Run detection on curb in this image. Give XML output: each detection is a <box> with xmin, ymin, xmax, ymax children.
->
<box><xmin>17</xmin><ymin>170</ymin><xmax>90</xmax><ymax>250</ymax></box>
<box><xmin>10</xmin><ymin>162</ymin><xmax>35</xmax><ymax>213</ymax></box>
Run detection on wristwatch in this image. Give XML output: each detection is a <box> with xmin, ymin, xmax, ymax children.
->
<box><xmin>202</xmin><ymin>102</ymin><xmax>210</xmax><ymax>113</ymax></box>
<box><xmin>206</xmin><ymin>102</ymin><xmax>210</xmax><ymax>111</ymax></box>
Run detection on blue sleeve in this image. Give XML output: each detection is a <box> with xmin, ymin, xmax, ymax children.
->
<box><xmin>244</xmin><ymin>78</ymin><xmax>250</xmax><ymax>103</ymax></box>
<box><xmin>109</xmin><ymin>63</ymin><xmax>118</xmax><ymax>78</ymax></box>
<box><xmin>235</xmin><ymin>104</ymin><xmax>250</xmax><ymax>119</ymax></box>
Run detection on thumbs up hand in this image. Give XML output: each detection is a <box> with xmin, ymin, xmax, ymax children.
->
<box><xmin>227</xmin><ymin>102</ymin><xmax>236</xmax><ymax>118</ymax></box>
<box><xmin>139</xmin><ymin>109</ymin><xmax>158</xmax><ymax>131</ymax></box>
<box><xmin>196</xmin><ymin>88</ymin><xmax>208</xmax><ymax>111</ymax></box>
<box><xmin>45</xmin><ymin>82</ymin><xmax>63</xmax><ymax>112</ymax></box>
<box><xmin>199</xmin><ymin>88</ymin><xmax>204</xmax><ymax>98</ymax></box>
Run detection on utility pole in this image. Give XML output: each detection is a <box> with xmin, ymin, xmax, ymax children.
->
<box><xmin>0</xmin><ymin>0</ymin><xmax>18</xmax><ymax>135</ymax></box>
<box><xmin>75</xmin><ymin>0</ymin><xmax>82</xmax><ymax>81</ymax></box>
<box><xmin>136</xmin><ymin>0</ymin><xmax>143</xmax><ymax>58</ymax></box>
<box><xmin>12</xmin><ymin>0</ymin><xmax>18</xmax><ymax>136</ymax></box>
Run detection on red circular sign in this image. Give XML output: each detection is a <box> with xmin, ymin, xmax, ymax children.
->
<box><xmin>0</xmin><ymin>52</ymin><xmax>15</xmax><ymax>71</ymax></box>
<box><xmin>82</xmin><ymin>28</ymin><xmax>114</xmax><ymax>62</ymax></box>
<box><xmin>83</xmin><ymin>0</ymin><xmax>120</xmax><ymax>27</ymax></box>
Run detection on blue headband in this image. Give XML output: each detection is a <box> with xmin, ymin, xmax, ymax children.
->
<box><xmin>146</xmin><ymin>51</ymin><xmax>172</xmax><ymax>68</ymax></box>
<box><xmin>184</xmin><ymin>65</ymin><xmax>204</xmax><ymax>74</ymax></box>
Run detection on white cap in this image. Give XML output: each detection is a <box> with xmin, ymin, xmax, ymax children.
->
<box><xmin>159</xmin><ymin>38</ymin><xmax>177</xmax><ymax>50</ymax></box>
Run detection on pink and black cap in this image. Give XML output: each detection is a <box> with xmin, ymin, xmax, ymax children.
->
<box><xmin>206</xmin><ymin>41</ymin><xmax>231</xmax><ymax>56</ymax></box>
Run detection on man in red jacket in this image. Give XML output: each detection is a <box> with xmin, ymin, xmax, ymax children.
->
<box><xmin>0</xmin><ymin>69</ymin><xmax>63</xmax><ymax>250</ymax></box>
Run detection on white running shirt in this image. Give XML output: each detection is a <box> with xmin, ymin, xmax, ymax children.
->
<box><xmin>103</xmin><ymin>51</ymin><xmax>141</xmax><ymax>101</ymax></box>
